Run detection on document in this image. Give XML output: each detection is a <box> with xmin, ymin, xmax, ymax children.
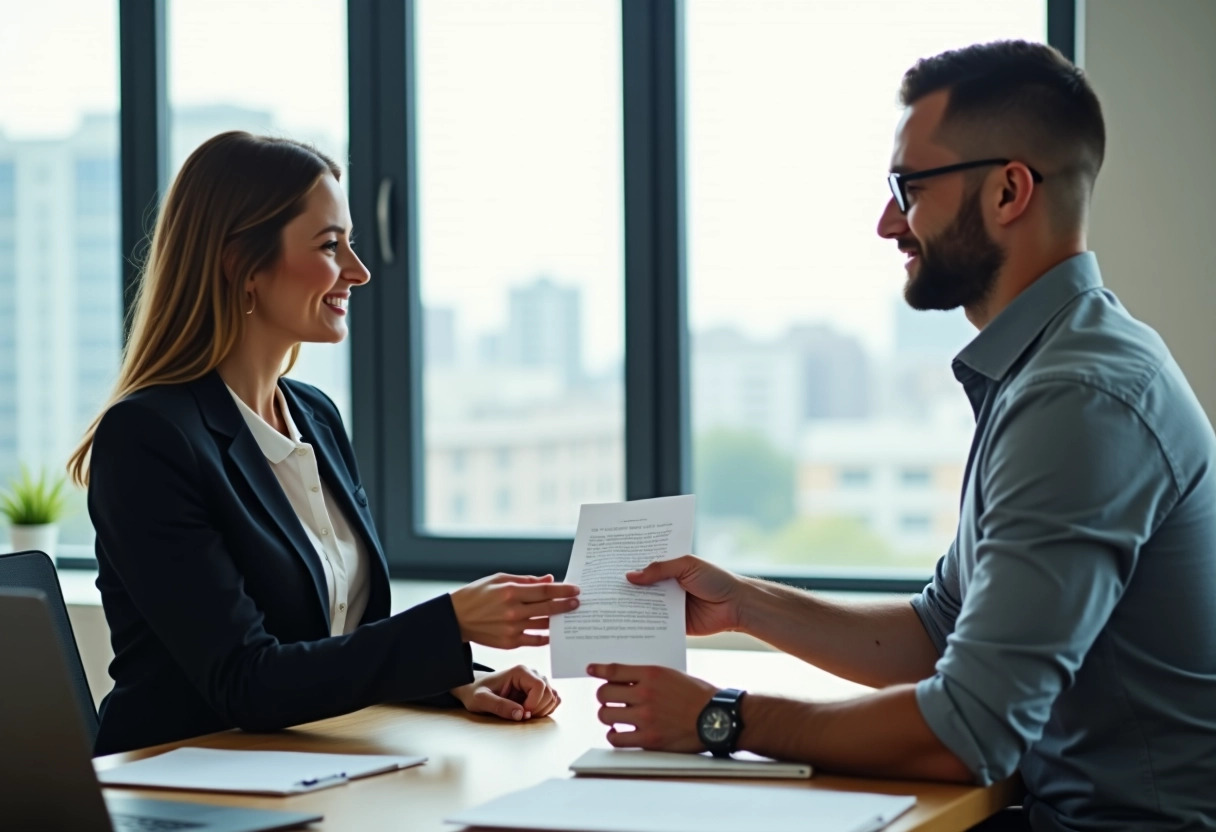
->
<box><xmin>445</xmin><ymin>777</ymin><xmax>916</xmax><ymax>832</ymax></box>
<box><xmin>96</xmin><ymin>748</ymin><xmax>425</xmax><ymax>795</ymax></box>
<box><xmin>550</xmin><ymin>495</ymin><xmax>695</xmax><ymax>678</ymax></box>
<box><xmin>570</xmin><ymin>748</ymin><xmax>812</xmax><ymax>780</ymax></box>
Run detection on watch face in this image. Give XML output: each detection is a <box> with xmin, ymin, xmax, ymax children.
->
<box><xmin>699</xmin><ymin>706</ymin><xmax>733</xmax><ymax>744</ymax></box>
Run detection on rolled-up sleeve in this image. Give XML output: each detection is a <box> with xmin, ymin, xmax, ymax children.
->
<box><xmin>911</xmin><ymin>541</ymin><xmax>962</xmax><ymax>656</ymax></box>
<box><xmin>915</xmin><ymin>381</ymin><xmax>1178</xmax><ymax>785</ymax></box>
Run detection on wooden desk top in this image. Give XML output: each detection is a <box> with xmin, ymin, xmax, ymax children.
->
<box><xmin>95</xmin><ymin>647</ymin><xmax>1016</xmax><ymax>832</ymax></box>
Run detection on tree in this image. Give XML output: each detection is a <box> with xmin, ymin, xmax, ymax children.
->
<box><xmin>695</xmin><ymin>429</ymin><xmax>795</xmax><ymax>532</ymax></box>
<box><xmin>757</xmin><ymin>516</ymin><xmax>899</xmax><ymax>567</ymax></box>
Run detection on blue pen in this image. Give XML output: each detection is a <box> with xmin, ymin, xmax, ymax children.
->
<box><xmin>295</xmin><ymin>772</ymin><xmax>347</xmax><ymax>789</ymax></box>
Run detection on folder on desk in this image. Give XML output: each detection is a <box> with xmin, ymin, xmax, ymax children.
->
<box><xmin>571</xmin><ymin>748</ymin><xmax>812</xmax><ymax>779</ymax></box>
<box><xmin>97</xmin><ymin>747</ymin><xmax>426</xmax><ymax>795</ymax></box>
<box><xmin>446</xmin><ymin>777</ymin><xmax>916</xmax><ymax>832</ymax></box>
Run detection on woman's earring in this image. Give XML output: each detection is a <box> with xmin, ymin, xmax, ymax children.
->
<box><xmin>245</xmin><ymin>293</ymin><xmax>256</xmax><ymax>316</ymax></box>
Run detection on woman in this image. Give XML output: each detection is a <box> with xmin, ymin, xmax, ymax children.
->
<box><xmin>68</xmin><ymin>132</ymin><xmax>580</xmax><ymax>756</ymax></box>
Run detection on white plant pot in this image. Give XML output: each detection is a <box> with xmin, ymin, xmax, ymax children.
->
<box><xmin>8</xmin><ymin>523</ymin><xmax>59</xmax><ymax>559</ymax></box>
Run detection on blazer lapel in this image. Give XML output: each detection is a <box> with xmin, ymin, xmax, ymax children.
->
<box><xmin>191</xmin><ymin>371</ymin><xmax>331</xmax><ymax>625</ymax></box>
<box><xmin>280</xmin><ymin>383</ymin><xmax>392</xmax><ymax>613</ymax></box>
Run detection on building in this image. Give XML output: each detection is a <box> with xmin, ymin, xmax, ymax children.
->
<box><xmin>503</xmin><ymin>277</ymin><xmax>583</xmax><ymax>385</ymax></box>
<box><xmin>691</xmin><ymin>323</ymin><xmax>872</xmax><ymax>451</ymax></box>
<box><xmin>883</xmin><ymin>298</ymin><xmax>977</xmax><ymax>420</ymax></box>
<box><xmin>423</xmin><ymin>397</ymin><xmax>623</xmax><ymax>534</ymax></box>
<box><xmin>425</xmin><ymin>306</ymin><xmax>457</xmax><ymax>367</ymax></box>
<box><xmin>795</xmin><ymin>410</ymin><xmax>973</xmax><ymax>559</ymax></box>
<box><xmin>0</xmin><ymin>115</ymin><xmax>121</xmax><ymax>502</ymax></box>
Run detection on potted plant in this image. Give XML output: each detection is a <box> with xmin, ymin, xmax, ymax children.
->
<box><xmin>1</xmin><ymin>466</ymin><xmax>70</xmax><ymax>559</ymax></box>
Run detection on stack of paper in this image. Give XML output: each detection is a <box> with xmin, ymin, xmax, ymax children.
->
<box><xmin>445</xmin><ymin>777</ymin><xmax>915</xmax><ymax>832</ymax></box>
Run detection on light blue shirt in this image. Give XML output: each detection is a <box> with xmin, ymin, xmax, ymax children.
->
<box><xmin>911</xmin><ymin>253</ymin><xmax>1216</xmax><ymax>831</ymax></box>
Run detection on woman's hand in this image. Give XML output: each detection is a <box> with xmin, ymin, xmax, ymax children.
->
<box><xmin>449</xmin><ymin>573</ymin><xmax>580</xmax><ymax>649</ymax></box>
<box><xmin>452</xmin><ymin>666</ymin><xmax>561</xmax><ymax>721</ymax></box>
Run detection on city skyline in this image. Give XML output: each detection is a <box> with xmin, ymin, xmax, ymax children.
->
<box><xmin>1</xmin><ymin>0</ymin><xmax>1045</xmax><ymax>571</ymax></box>
<box><xmin>1</xmin><ymin>0</ymin><xmax>1040</xmax><ymax>371</ymax></box>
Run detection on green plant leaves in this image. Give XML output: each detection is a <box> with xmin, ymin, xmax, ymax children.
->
<box><xmin>0</xmin><ymin>465</ymin><xmax>70</xmax><ymax>526</ymax></box>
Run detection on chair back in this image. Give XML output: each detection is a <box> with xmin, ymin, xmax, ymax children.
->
<box><xmin>0</xmin><ymin>550</ymin><xmax>99</xmax><ymax>750</ymax></box>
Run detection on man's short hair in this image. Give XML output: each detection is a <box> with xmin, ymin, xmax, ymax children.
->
<box><xmin>900</xmin><ymin>40</ymin><xmax>1105</xmax><ymax>228</ymax></box>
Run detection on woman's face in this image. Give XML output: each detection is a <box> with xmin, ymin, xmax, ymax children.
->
<box><xmin>248</xmin><ymin>173</ymin><xmax>370</xmax><ymax>346</ymax></box>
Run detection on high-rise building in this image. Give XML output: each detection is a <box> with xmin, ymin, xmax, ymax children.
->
<box><xmin>692</xmin><ymin>323</ymin><xmax>873</xmax><ymax>451</ymax></box>
<box><xmin>789</xmin><ymin>324</ymin><xmax>872</xmax><ymax>421</ymax></box>
<box><xmin>886</xmin><ymin>298</ymin><xmax>976</xmax><ymax>420</ymax></box>
<box><xmin>0</xmin><ymin>156</ymin><xmax>17</xmax><ymax>479</ymax></box>
<box><xmin>0</xmin><ymin>115</ymin><xmax>121</xmax><ymax>500</ymax></box>
<box><xmin>504</xmin><ymin>277</ymin><xmax>582</xmax><ymax>385</ymax></box>
<box><xmin>425</xmin><ymin>306</ymin><xmax>457</xmax><ymax>367</ymax></box>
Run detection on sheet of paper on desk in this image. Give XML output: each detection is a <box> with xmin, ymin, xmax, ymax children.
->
<box><xmin>550</xmin><ymin>495</ymin><xmax>695</xmax><ymax>678</ymax></box>
<box><xmin>96</xmin><ymin>748</ymin><xmax>426</xmax><ymax>795</ymax></box>
<box><xmin>445</xmin><ymin>777</ymin><xmax>916</xmax><ymax>832</ymax></box>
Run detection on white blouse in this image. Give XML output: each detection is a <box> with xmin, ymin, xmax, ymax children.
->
<box><xmin>226</xmin><ymin>384</ymin><xmax>370</xmax><ymax>637</ymax></box>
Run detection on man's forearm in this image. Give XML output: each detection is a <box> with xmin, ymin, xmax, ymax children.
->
<box><xmin>737</xmin><ymin>579</ymin><xmax>940</xmax><ymax>687</ymax></box>
<box><xmin>738</xmin><ymin>685</ymin><xmax>972</xmax><ymax>783</ymax></box>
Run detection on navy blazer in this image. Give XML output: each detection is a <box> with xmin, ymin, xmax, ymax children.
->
<box><xmin>89</xmin><ymin>370</ymin><xmax>476</xmax><ymax>755</ymax></box>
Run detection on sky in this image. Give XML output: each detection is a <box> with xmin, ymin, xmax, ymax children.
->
<box><xmin>0</xmin><ymin>0</ymin><xmax>1044</xmax><ymax>371</ymax></box>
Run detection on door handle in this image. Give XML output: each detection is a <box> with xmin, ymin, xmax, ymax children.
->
<box><xmin>376</xmin><ymin>177</ymin><xmax>395</xmax><ymax>265</ymax></box>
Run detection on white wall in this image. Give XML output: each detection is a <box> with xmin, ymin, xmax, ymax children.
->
<box><xmin>1084</xmin><ymin>0</ymin><xmax>1216</xmax><ymax>421</ymax></box>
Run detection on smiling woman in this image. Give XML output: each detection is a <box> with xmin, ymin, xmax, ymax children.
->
<box><xmin>227</xmin><ymin>171</ymin><xmax>369</xmax><ymax>389</ymax></box>
<box><xmin>64</xmin><ymin>133</ymin><xmax>578</xmax><ymax>756</ymax></box>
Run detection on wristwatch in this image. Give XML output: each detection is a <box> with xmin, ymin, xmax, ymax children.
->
<box><xmin>696</xmin><ymin>687</ymin><xmax>746</xmax><ymax>757</ymax></box>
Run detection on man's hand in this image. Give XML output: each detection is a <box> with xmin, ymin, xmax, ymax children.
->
<box><xmin>451</xmin><ymin>665</ymin><xmax>560</xmax><ymax>721</ymax></box>
<box><xmin>588</xmin><ymin>663</ymin><xmax>718</xmax><ymax>752</ymax></box>
<box><xmin>627</xmin><ymin>555</ymin><xmax>747</xmax><ymax>636</ymax></box>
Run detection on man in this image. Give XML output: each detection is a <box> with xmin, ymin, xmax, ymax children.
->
<box><xmin>590</xmin><ymin>41</ymin><xmax>1216</xmax><ymax>831</ymax></box>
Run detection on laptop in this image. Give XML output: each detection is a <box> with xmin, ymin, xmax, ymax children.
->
<box><xmin>0</xmin><ymin>588</ymin><xmax>322</xmax><ymax>832</ymax></box>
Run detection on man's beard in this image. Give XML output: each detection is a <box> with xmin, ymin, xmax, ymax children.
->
<box><xmin>903</xmin><ymin>188</ymin><xmax>1005</xmax><ymax>312</ymax></box>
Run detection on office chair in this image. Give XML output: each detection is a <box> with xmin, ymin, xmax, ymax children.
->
<box><xmin>0</xmin><ymin>549</ymin><xmax>100</xmax><ymax>751</ymax></box>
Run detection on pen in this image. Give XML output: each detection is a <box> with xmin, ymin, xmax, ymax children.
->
<box><xmin>295</xmin><ymin>772</ymin><xmax>348</xmax><ymax>789</ymax></box>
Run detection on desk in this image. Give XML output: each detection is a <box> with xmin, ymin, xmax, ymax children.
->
<box><xmin>95</xmin><ymin>647</ymin><xmax>1017</xmax><ymax>831</ymax></box>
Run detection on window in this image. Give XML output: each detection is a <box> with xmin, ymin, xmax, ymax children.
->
<box><xmin>414</xmin><ymin>0</ymin><xmax>625</xmax><ymax>537</ymax></box>
<box><xmin>0</xmin><ymin>1</ymin><xmax>120</xmax><ymax>548</ymax></box>
<box><xmin>687</xmin><ymin>1</ymin><xmax>1045</xmax><ymax>575</ymax></box>
<box><xmin>40</xmin><ymin>2</ymin><xmax>1068</xmax><ymax>586</ymax></box>
<box><xmin>167</xmin><ymin>0</ymin><xmax>351</xmax><ymax>424</ymax></box>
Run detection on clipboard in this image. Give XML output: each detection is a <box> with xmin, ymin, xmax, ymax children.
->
<box><xmin>96</xmin><ymin>747</ymin><xmax>426</xmax><ymax>795</ymax></box>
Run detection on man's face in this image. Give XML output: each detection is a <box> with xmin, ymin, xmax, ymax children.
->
<box><xmin>877</xmin><ymin>91</ymin><xmax>1005</xmax><ymax>312</ymax></box>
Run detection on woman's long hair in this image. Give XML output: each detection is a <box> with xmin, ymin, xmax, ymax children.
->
<box><xmin>68</xmin><ymin>131</ymin><xmax>341</xmax><ymax>487</ymax></box>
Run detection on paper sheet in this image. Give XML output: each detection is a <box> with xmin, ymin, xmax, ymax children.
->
<box><xmin>550</xmin><ymin>495</ymin><xmax>695</xmax><ymax>678</ymax></box>
<box><xmin>445</xmin><ymin>777</ymin><xmax>916</xmax><ymax>832</ymax></box>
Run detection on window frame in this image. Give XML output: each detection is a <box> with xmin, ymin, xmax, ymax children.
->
<box><xmin>86</xmin><ymin>0</ymin><xmax>1076</xmax><ymax>592</ymax></box>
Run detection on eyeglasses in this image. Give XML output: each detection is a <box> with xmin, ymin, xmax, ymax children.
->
<box><xmin>887</xmin><ymin>158</ymin><xmax>1044</xmax><ymax>214</ymax></box>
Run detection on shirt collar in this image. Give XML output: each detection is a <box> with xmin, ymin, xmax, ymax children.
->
<box><xmin>225</xmin><ymin>383</ymin><xmax>304</xmax><ymax>464</ymax></box>
<box><xmin>953</xmin><ymin>252</ymin><xmax>1104</xmax><ymax>383</ymax></box>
